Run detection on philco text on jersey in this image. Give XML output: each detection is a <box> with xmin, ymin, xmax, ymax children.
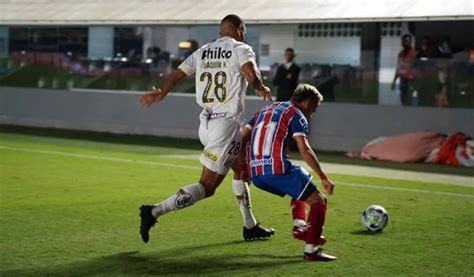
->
<box><xmin>201</xmin><ymin>47</ymin><xmax>232</xmax><ymax>60</ymax></box>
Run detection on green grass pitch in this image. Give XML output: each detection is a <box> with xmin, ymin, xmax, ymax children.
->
<box><xmin>1</xmin><ymin>131</ymin><xmax>473</xmax><ymax>276</ymax></box>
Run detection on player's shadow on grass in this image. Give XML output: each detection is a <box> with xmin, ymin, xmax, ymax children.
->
<box><xmin>0</xmin><ymin>240</ymin><xmax>302</xmax><ymax>276</ymax></box>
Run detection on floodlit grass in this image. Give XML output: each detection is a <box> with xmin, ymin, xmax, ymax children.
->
<box><xmin>0</xmin><ymin>131</ymin><xmax>473</xmax><ymax>276</ymax></box>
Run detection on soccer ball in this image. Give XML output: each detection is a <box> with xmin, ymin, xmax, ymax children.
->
<box><xmin>361</xmin><ymin>205</ymin><xmax>389</xmax><ymax>232</ymax></box>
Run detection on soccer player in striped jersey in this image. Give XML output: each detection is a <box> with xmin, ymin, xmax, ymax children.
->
<box><xmin>242</xmin><ymin>83</ymin><xmax>337</xmax><ymax>261</ymax></box>
<box><xmin>138</xmin><ymin>14</ymin><xmax>274</xmax><ymax>244</ymax></box>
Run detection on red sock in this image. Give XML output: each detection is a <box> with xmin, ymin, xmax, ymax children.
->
<box><xmin>290</xmin><ymin>198</ymin><xmax>306</xmax><ymax>221</ymax></box>
<box><xmin>305</xmin><ymin>200</ymin><xmax>327</xmax><ymax>245</ymax></box>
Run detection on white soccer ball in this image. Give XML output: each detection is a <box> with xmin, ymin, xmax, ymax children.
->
<box><xmin>361</xmin><ymin>205</ymin><xmax>389</xmax><ymax>232</ymax></box>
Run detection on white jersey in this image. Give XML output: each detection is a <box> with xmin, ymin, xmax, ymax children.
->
<box><xmin>178</xmin><ymin>36</ymin><xmax>256</xmax><ymax>121</ymax></box>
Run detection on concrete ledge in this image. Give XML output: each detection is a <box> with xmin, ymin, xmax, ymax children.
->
<box><xmin>1</xmin><ymin>86</ymin><xmax>473</xmax><ymax>151</ymax></box>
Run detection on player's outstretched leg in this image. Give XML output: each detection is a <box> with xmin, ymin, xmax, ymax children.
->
<box><xmin>139</xmin><ymin>205</ymin><xmax>157</xmax><ymax>243</ymax></box>
<box><xmin>139</xmin><ymin>183</ymin><xmax>205</xmax><ymax>243</ymax></box>
<box><xmin>233</xmin><ymin>179</ymin><xmax>276</xmax><ymax>240</ymax></box>
<box><xmin>243</xmin><ymin>223</ymin><xmax>275</xmax><ymax>241</ymax></box>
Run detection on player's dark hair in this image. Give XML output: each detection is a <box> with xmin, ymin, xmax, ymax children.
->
<box><xmin>402</xmin><ymin>34</ymin><xmax>411</xmax><ymax>41</ymax></box>
<box><xmin>221</xmin><ymin>14</ymin><xmax>244</xmax><ymax>28</ymax></box>
<box><xmin>285</xmin><ymin>48</ymin><xmax>294</xmax><ymax>54</ymax></box>
<box><xmin>291</xmin><ymin>84</ymin><xmax>323</xmax><ymax>103</ymax></box>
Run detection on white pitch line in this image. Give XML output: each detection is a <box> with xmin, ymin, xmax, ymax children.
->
<box><xmin>336</xmin><ymin>181</ymin><xmax>474</xmax><ymax>199</ymax></box>
<box><xmin>0</xmin><ymin>145</ymin><xmax>200</xmax><ymax>170</ymax></box>
<box><xmin>1</xmin><ymin>145</ymin><xmax>473</xmax><ymax>199</ymax></box>
<box><xmin>162</xmin><ymin>154</ymin><xmax>474</xmax><ymax>188</ymax></box>
<box><xmin>319</xmin><ymin>162</ymin><xmax>474</xmax><ymax>188</ymax></box>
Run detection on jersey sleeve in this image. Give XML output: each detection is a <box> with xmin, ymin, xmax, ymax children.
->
<box><xmin>236</xmin><ymin>44</ymin><xmax>256</xmax><ymax>67</ymax></box>
<box><xmin>290</xmin><ymin>111</ymin><xmax>309</xmax><ymax>137</ymax></box>
<box><xmin>178</xmin><ymin>51</ymin><xmax>197</xmax><ymax>76</ymax></box>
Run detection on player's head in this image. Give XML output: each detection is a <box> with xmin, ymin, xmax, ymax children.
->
<box><xmin>401</xmin><ymin>34</ymin><xmax>412</xmax><ymax>49</ymax></box>
<box><xmin>220</xmin><ymin>14</ymin><xmax>246</xmax><ymax>42</ymax></box>
<box><xmin>291</xmin><ymin>84</ymin><xmax>323</xmax><ymax>119</ymax></box>
<box><xmin>284</xmin><ymin>48</ymin><xmax>295</xmax><ymax>63</ymax></box>
<box><xmin>420</xmin><ymin>35</ymin><xmax>431</xmax><ymax>51</ymax></box>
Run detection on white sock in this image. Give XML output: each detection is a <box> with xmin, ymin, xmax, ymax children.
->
<box><xmin>232</xmin><ymin>179</ymin><xmax>257</xmax><ymax>229</ymax></box>
<box><xmin>151</xmin><ymin>183</ymin><xmax>205</xmax><ymax>218</ymax></box>
<box><xmin>305</xmin><ymin>244</ymin><xmax>316</xmax><ymax>254</ymax></box>
<box><xmin>294</xmin><ymin>219</ymin><xmax>307</xmax><ymax>228</ymax></box>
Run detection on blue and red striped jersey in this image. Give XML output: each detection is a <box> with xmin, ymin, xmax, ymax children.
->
<box><xmin>245</xmin><ymin>101</ymin><xmax>308</xmax><ymax>176</ymax></box>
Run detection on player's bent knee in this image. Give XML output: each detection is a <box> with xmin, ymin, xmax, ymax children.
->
<box><xmin>198</xmin><ymin>178</ymin><xmax>222</xmax><ymax>197</ymax></box>
<box><xmin>199</xmin><ymin>167</ymin><xmax>226</xmax><ymax>197</ymax></box>
<box><xmin>305</xmin><ymin>191</ymin><xmax>326</xmax><ymax>205</ymax></box>
<box><xmin>320</xmin><ymin>192</ymin><xmax>327</xmax><ymax>201</ymax></box>
<box><xmin>198</xmin><ymin>181</ymin><xmax>217</xmax><ymax>197</ymax></box>
<box><xmin>318</xmin><ymin>195</ymin><xmax>327</xmax><ymax>205</ymax></box>
<box><xmin>205</xmin><ymin>188</ymin><xmax>216</xmax><ymax>197</ymax></box>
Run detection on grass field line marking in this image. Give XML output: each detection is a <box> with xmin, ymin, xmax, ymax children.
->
<box><xmin>1</xmin><ymin>145</ymin><xmax>473</xmax><ymax>199</ymax></box>
<box><xmin>159</xmin><ymin>154</ymin><xmax>474</xmax><ymax>188</ymax></box>
<box><xmin>0</xmin><ymin>145</ymin><xmax>201</xmax><ymax>170</ymax></box>
<box><xmin>336</xmin><ymin>181</ymin><xmax>474</xmax><ymax>199</ymax></box>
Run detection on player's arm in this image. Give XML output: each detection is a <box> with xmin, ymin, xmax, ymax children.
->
<box><xmin>237</xmin><ymin>125</ymin><xmax>253</xmax><ymax>182</ymax></box>
<box><xmin>391</xmin><ymin>58</ymin><xmax>400</xmax><ymax>90</ymax></box>
<box><xmin>241</xmin><ymin>125</ymin><xmax>252</xmax><ymax>147</ymax></box>
<box><xmin>241</xmin><ymin>61</ymin><xmax>272</xmax><ymax>101</ymax></box>
<box><xmin>391</xmin><ymin>72</ymin><xmax>399</xmax><ymax>90</ymax></box>
<box><xmin>294</xmin><ymin>135</ymin><xmax>335</xmax><ymax>195</ymax></box>
<box><xmin>140</xmin><ymin>69</ymin><xmax>188</xmax><ymax>108</ymax></box>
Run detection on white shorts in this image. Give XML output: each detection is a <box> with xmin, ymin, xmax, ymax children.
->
<box><xmin>198</xmin><ymin>114</ymin><xmax>242</xmax><ymax>175</ymax></box>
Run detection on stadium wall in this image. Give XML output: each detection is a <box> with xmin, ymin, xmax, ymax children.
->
<box><xmin>1</xmin><ymin>87</ymin><xmax>473</xmax><ymax>151</ymax></box>
<box><xmin>258</xmin><ymin>24</ymin><xmax>361</xmax><ymax>67</ymax></box>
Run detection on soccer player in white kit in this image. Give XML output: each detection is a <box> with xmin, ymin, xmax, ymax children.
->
<box><xmin>139</xmin><ymin>14</ymin><xmax>274</xmax><ymax>243</ymax></box>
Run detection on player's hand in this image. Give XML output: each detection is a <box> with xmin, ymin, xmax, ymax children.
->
<box><xmin>140</xmin><ymin>86</ymin><xmax>166</xmax><ymax>108</ymax></box>
<box><xmin>322</xmin><ymin>179</ymin><xmax>335</xmax><ymax>195</ymax></box>
<box><xmin>391</xmin><ymin>82</ymin><xmax>396</xmax><ymax>91</ymax></box>
<box><xmin>255</xmin><ymin>85</ymin><xmax>272</xmax><ymax>102</ymax></box>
